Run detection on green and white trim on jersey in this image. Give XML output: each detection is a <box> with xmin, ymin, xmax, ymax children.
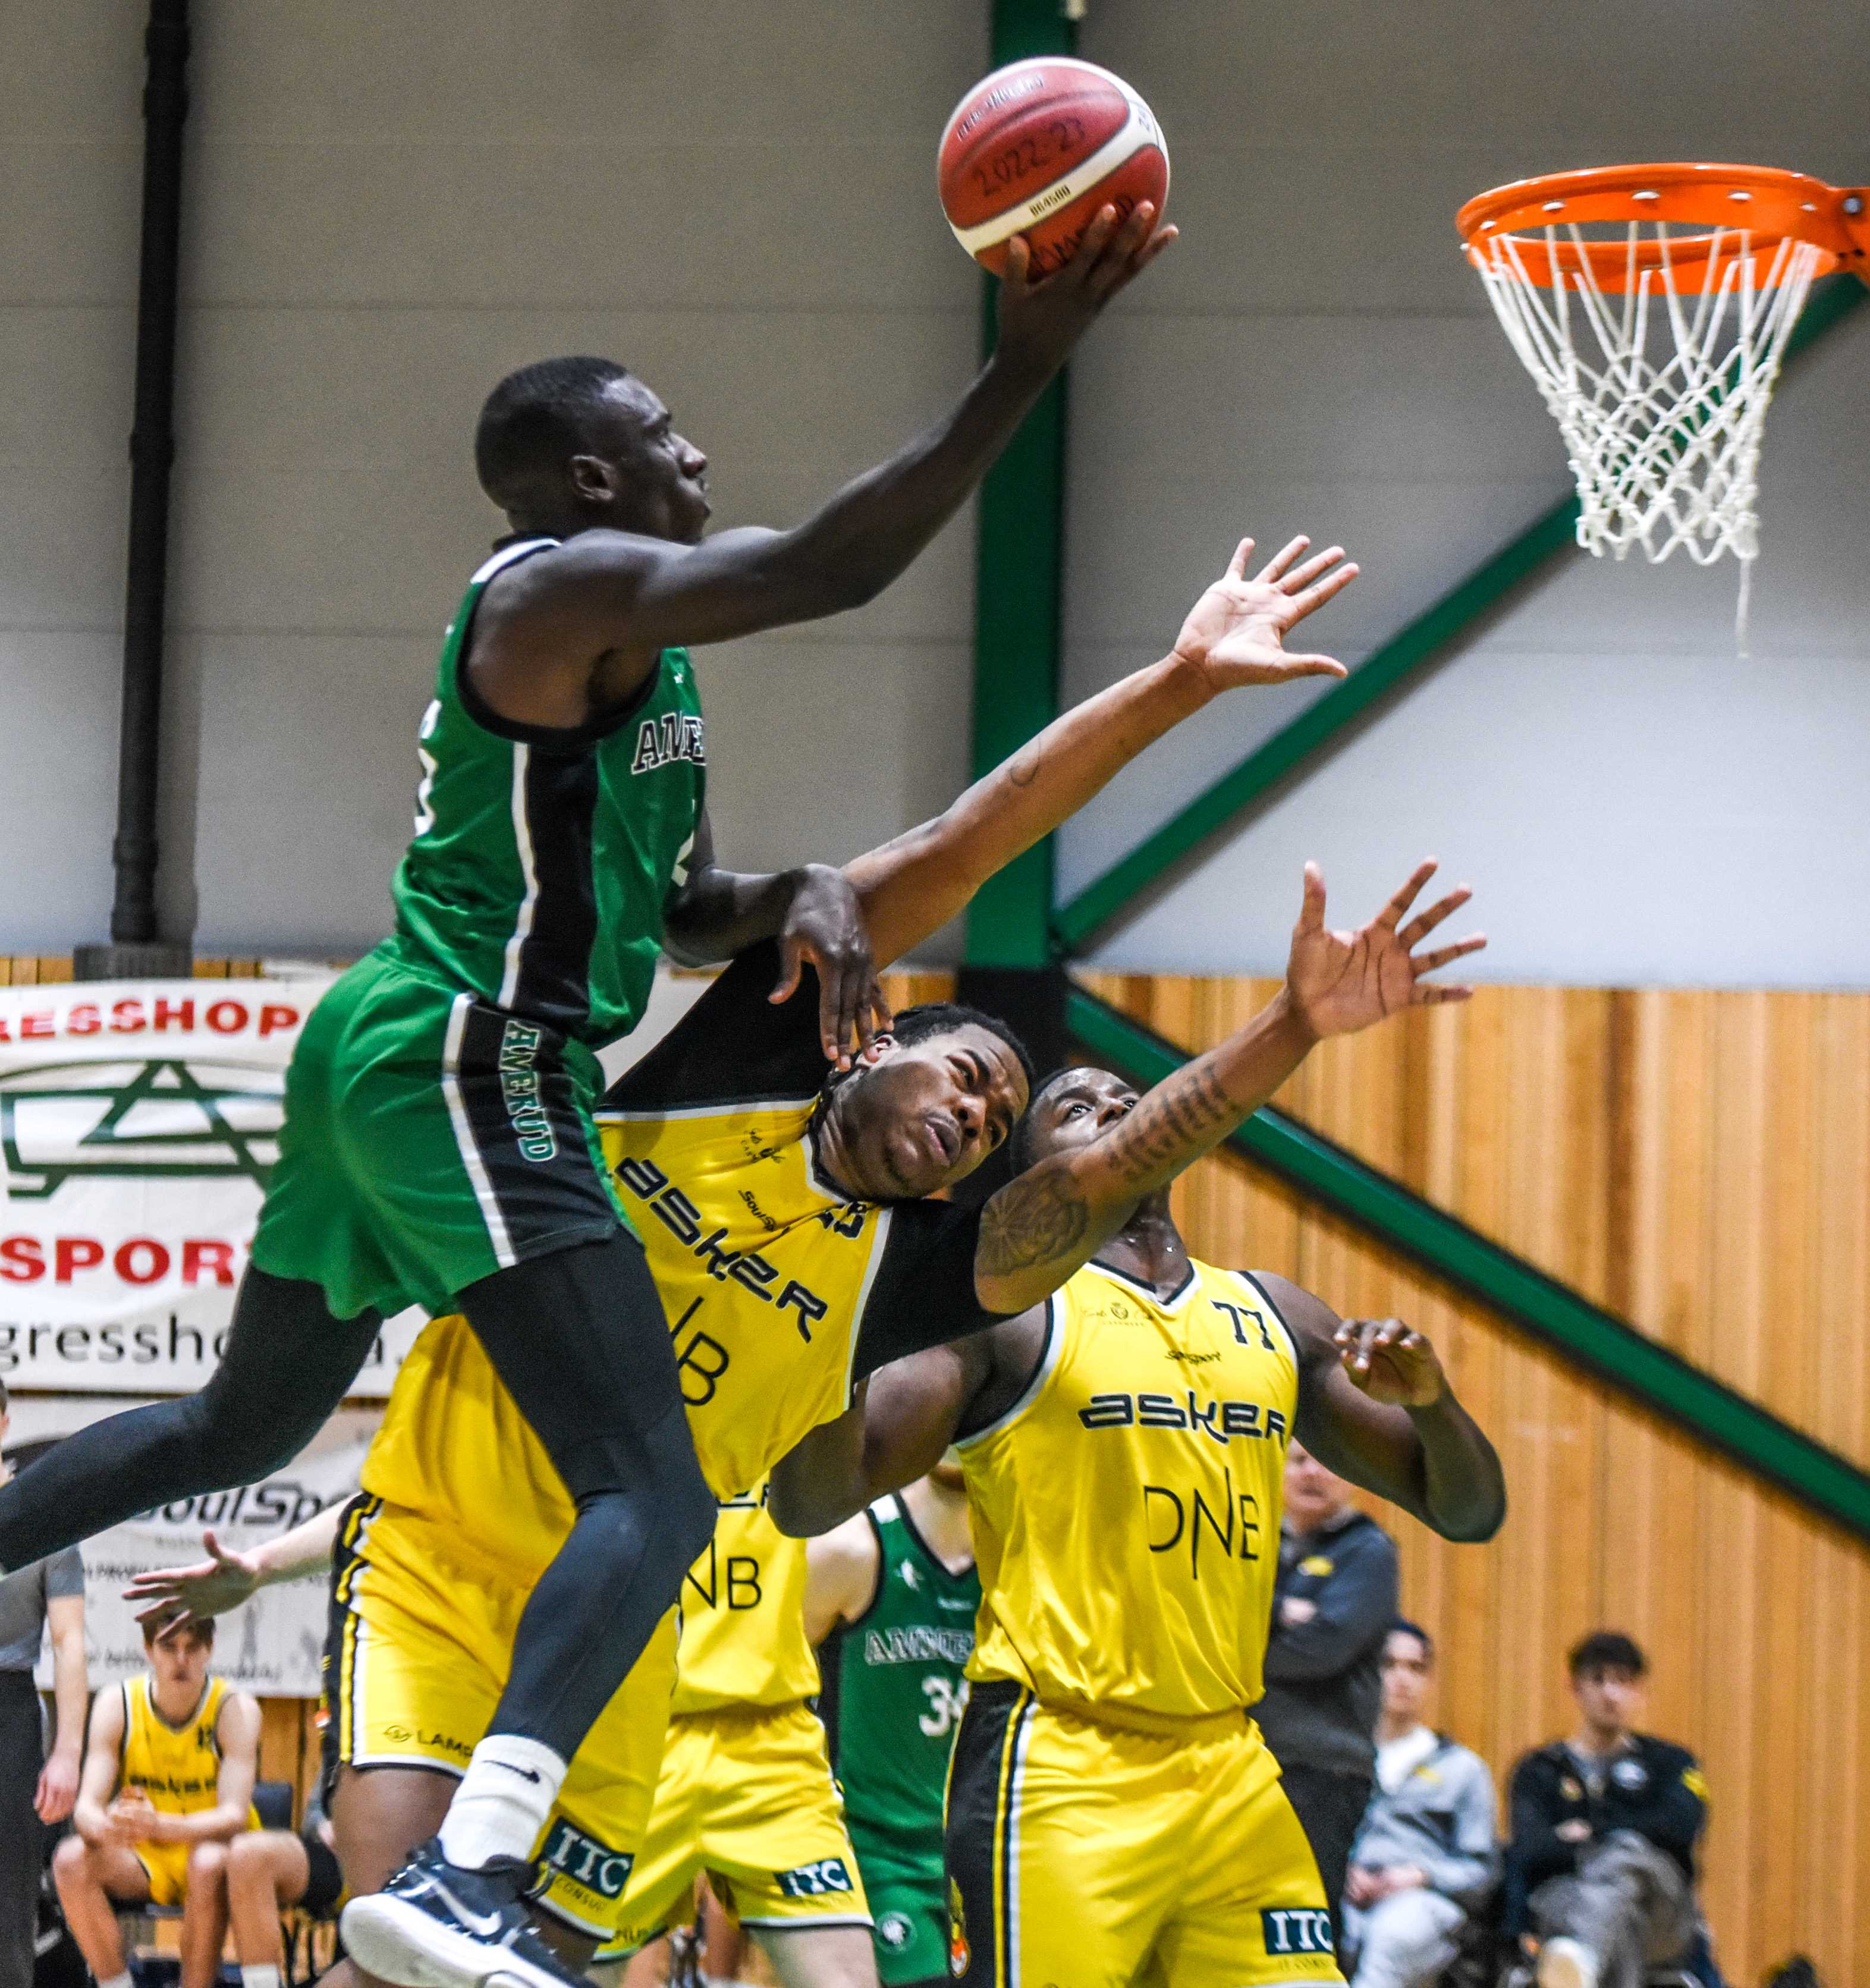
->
<box><xmin>391</xmin><ymin>537</ymin><xmax>706</xmax><ymax>1050</ymax></box>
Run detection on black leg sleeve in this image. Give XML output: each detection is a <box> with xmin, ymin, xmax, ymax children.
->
<box><xmin>0</xmin><ymin>1267</ymin><xmax>381</xmax><ymax>1570</ymax></box>
<box><xmin>457</xmin><ymin>1231</ymin><xmax>716</xmax><ymax>1759</ymax></box>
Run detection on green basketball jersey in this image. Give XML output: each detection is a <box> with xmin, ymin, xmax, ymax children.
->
<box><xmin>819</xmin><ymin>1492</ymin><xmax>980</xmax><ymax>1876</ymax></box>
<box><xmin>389</xmin><ymin>537</ymin><xmax>706</xmax><ymax>1049</ymax></box>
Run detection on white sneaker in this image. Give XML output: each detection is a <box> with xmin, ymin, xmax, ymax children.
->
<box><xmin>1538</xmin><ymin>1938</ymin><xmax>1601</xmax><ymax>1988</ymax></box>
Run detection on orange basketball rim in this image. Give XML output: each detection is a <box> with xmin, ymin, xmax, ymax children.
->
<box><xmin>1457</xmin><ymin>163</ymin><xmax>1870</xmax><ymax>291</ymax></box>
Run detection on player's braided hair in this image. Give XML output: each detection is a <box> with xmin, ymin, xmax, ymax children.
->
<box><xmin>474</xmin><ymin>354</ymin><xmax>632</xmax><ymax>505</ymax></box>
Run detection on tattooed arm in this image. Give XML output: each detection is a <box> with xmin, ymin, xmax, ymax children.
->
<box><xmin>972</xmin><ymin>859</ymin><xmax>1486</xmax><ymax>1313</ymax></box>
<box><xmin>846</xmin><ymin>538</ymin><xmax>1357</xmax><ymax>969</ymax></box>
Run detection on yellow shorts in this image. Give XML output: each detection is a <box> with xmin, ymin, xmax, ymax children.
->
<box><xmin>598</xmin><ymin>1700</ymin><xmax>871</xmax><ymax>1956</ymax></box>
<box><xmin>320</xmin><ymin>1496</ymin><xmax>677</xmax><ymax>1940</ymax></box>
<box><xmin>944</xmin><ymin>1684</ymin><xmax>1343</xmax><ymax>1988</ymax></box>
<box><xmin>133</xmin><ymin>1839</ymin><xmax>194</xmax><ymax>1910</ymax></box>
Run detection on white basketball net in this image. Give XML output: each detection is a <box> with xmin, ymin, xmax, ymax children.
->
<box><xmin>1470</xmin><ymin>222</ymin><xmax>1821</xmax><ymax>575</ymax></box>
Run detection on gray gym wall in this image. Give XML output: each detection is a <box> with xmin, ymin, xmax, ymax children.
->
<box><xmin>4</xmin><ymin>2</ymin><xmax>1866</xmax><ymax>984</ymax></box>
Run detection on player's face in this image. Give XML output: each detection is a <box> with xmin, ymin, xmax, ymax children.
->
<box><xmin>837</xmin><ymin>1024</ymin><xmax>1029</xmax><ymax>1200</ymax></box>
<box><xmin>1572</xmin><ymin>1664</ymin><xmax>1642</xmax><ymax>1735</ymax></box>
<box><xmin>1284</xmin><ymin>1440</ymin><xmax>1352</xmax><ymax>1531</ymax></box>
<box><xmin>1379</xmin><ymin>1630</ymin><xmax>1433</xmax><ymax>1724</ymax></box>
<box><xmin>146</xmin><ymin>1627</ymin><xmax>213</xmax><ymax>1697</ymax></box>
<box><xmin>1019</xmin><ymin>1067</ymin><xmax>1139</xmax><ymax>1165</ymax></box>
<box><xmin>593</xmin><ymin>378</ymin><xmax>712</xmax><ymax>543</ymax></box>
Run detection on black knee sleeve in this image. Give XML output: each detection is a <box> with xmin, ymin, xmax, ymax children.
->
<box><xmin>463</xmin><ymin>1235</ymin><xmax>719</xmax><ymax>1756</ymax></box>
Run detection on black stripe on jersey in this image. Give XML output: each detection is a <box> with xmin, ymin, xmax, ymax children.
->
<box><xmin>320</xmin><ymin>1495</ymin><xmax>380</xmax><ymax>1804</ymax></box>
<box><xmin>511</xmin><ymin>744</ymin><xmax>602</xmax><ymax>1036</ymax></box>
<box><xmin>944</xmin><ymin>1679</ymin><xmax>1027</xmax><ymax>1988</ymax></box>
<box><xmin>892</xmin><ymin>1495</ymin><xmax>977</xmax><ymax>1594</ymax></box>
<box><xmin>454</xmin><ymin>1000</ymin><xmax>621</xmax><ymax>1263</ymax></box>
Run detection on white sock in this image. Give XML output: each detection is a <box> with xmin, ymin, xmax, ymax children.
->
<box><xmin>437</xmin><ymin>1735</ymin><xmax>567</xmax><ymax>1870</ymax></box>
<box><xmin>241</xmin><ymin>1966</ymin><xmax>282</xmax><ymax>1988</ymax></box>
<box><xmin>101</xmin><ymin>1973</ymin><xmax>133</xmax><ymax>1988</ymax></box>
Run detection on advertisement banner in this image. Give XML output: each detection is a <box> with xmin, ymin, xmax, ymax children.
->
<box><xmin>10</xmin><ymin>1394</ymin><xmax>378</xmax><ymax>1697</ymax></box>
<box><xmin>0</xmin><ymin>976</ymin><xmax>428</xmax><ymax>1395</ymax></box>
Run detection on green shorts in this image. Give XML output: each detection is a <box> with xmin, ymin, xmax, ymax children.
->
<box><xmin>251</xmin><ymin>942</ymin><xmax>626</xmax><ymax>1320</ymax></box>
<box><xmin>856</xmin><ymin>1849</ymin><xmax>949</xmax><ymax>1987</ymax></box>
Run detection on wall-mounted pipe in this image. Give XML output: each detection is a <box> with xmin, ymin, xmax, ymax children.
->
<box><xmin>79</xmin><ymin>0</ymin><xmax>193</xmax><ymax>980</ymax></box>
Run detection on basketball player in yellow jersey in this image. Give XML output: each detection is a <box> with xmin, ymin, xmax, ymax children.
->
<box><xmin>135</xmin><ymin>535</ymin><xmax>1486</xmax><ymax>1984</ymax></box>
<box><xmin>598</xmin><ymin>1483</ymin><xmax>876</xmax><ymax>1986</ymax></box>
<box><xmin>770</xmin><ymin>1082</ymin><xmax>1506</xmax><ymax>1988</ymax></box>
<box><xmin>54</xmin><ymin>1616</ymin><xmax>262</xmax><ymax>1988</ymax></box>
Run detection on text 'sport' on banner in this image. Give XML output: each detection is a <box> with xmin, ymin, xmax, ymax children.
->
<box><xmin>0</xmin><ymin>978</ymin><xmax>421</xmax><ymax>1394</ymax></box>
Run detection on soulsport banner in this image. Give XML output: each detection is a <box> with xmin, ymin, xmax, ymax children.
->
<box><xmin>10</xmin><ymin>1394</ymin><xmax>378</xmax><ymax>1696</ymax></box>
<box><xmin>0</xmin><ymin>976</ymin><xmax>423</xmax><ymax>1394</ymax></box>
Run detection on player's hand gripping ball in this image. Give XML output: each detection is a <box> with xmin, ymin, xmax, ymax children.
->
<box><xmin>938</xmin><ymin>57</ymin><xmax>1170</xmax><ymax>276</ymax></box>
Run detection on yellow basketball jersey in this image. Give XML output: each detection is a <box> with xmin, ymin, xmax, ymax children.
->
<box><xmin>960</xmin><ymin>1256</ymin><xmax>1298</xmax><ymax>1724</ymax></box>
<box><xmin>601</xmin><ymin>1099</ymin><xmax>895</xmax><ymax>1502</ymax></box>
<box><xmin>364</xmin><ymin>945</ymin><xmax>994</xmax><ymax>1591</ymax></box>
<box><xmin>670</xmin><ymin>1481</ymin><xmax>819</xmax><ymax>1715</ymax></box>
<box><xmin>361</xmin><ymin>1108</ymin><xmax>887</xmax><ymax>1581</ymax></box>
<box><xmin>119</xmin><ymin>1673</ymin><xmax>256</xmax><ymax>1823</ymax></box>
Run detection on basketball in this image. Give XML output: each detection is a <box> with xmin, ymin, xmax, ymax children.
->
<box><xmin>938</xmin><ymin>57</ymin><xmax>1169</xmax><ymax>277</ymax></box>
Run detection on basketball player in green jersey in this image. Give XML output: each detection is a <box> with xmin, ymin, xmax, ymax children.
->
<box><xmin>807</xmin><ymin>1464</ymin><xmax>979</xmax><ymax>1988</ymax></box>
<box><xmin>0</xmin><ymin>202</ymin><xmax>1174</xmax><ymax>1988</ymax></box>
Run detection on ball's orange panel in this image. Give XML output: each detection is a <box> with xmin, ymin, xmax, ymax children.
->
<box><xmin>939</xmin><ymin>64</ymin><xmax>1129</xmax><ymax>231</ymax></box>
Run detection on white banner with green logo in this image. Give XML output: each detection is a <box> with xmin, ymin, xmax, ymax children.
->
<box><xmin>0</xmin><ymin>977</ymin><xmax>423</xmax><ymax>1394</ymax></box>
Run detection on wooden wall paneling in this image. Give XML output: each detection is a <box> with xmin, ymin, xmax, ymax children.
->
<box><xmin>259</xmin><ymin>1697</ymin><xmax>307</xmax><ymax>1792</ymax></box>
<box><xmin>1077</xmin><ymin>973</ymin><xmax>1870</xmax><ymax>1983</ymax></box>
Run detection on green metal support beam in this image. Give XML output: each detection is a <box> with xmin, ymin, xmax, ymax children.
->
<box><xmin>963</xmin><ymin>0</ymin><xmax>1077</xmax><ymax>970</ymax></box>
<box><xmin>1064</xmin><ymin>982</ymin><xmax>1870</xmax><ymax>1545</ymax></box>
<box><xmin>1054</xmin><ymin>274</ymin><xmax>1870</xmax><ymax>955</ymax></box>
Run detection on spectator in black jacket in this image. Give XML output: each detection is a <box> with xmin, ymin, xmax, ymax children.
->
<box><xmin>1253</xmin><ymin>1440</ymin><xmax>1400</xmax><ymax>1936</ymax></box>
<box><xmin>1506</xmin><ymin>1631</ymin><xmax>1711</xmax><ymax>1988</ymax></box>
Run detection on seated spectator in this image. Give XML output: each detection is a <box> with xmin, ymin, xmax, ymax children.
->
<box><xmin>1342</xmin><ymin>1620</ymin><xmax>1498</xmax><ymax>1988</ymax></box>
<box><xmin>53</xmin><ymin>1616</ymin><xmax>261</xmax><ymax>1988</ymax></box>
<box><xmin>1254</xmin><ymin>1440</ymin><xmax>1400</xmax><ymax>1934</ymax></box>
<box><xmin>1506</xmin><ymin>1631</ymin><xmax>1709</xmax><ymax>1988</ymax></box>
<box><xmin>226</xmin><ymin>1786</ymin><xmax>347</xmax><ymax>1988</ymax></box>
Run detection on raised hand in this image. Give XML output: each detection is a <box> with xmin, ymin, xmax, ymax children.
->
<box><xmin>1286</xmin><ymin>860</ymin><xmax>1485</xmax><ymax>1038</ymax></box>
<box><xmin>994</xmin><ymin>202</ymin><xmax>1177</xmax><ymax>376</ymax></box>
<box><xmin>123</xmin><ymin>1527</ymin><xmax>263</xmax><ymax>1634</ymax></box>
<box><xmin>1334</xmin><ymin>1317</ymin><xmax>1448</xmax><ymax>1408</ymax></box>
<box><xmin>1172</xmin><ymin>537</ymin><xmax>1358</xmax><ymax>690</ymax></box>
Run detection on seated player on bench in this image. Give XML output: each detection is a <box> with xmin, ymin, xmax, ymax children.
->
<box><xmin>54</xmin><ymin>1616</ymin><xmax>260</xmax><ymax>1988</ymax></box>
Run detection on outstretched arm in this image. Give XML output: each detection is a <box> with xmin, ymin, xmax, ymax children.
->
<box><xmin>1268</xmin><ymin>1279</ymin><xmax>1506</xmax><ymax>1542</ymax></box>
<box><xmin>470</xmin><ymin>210</ymin><xmax>1173</xmax><ymax>717</ymax></box>
<box><xmin>848</xmin><ymin>536</ymin><xmax>1359</xmax><ymax>968</ymax></box>
<box><xmin>123</xmin><ymin>1505</ymin><xmax>345</xmax><ymax>1635</ymax></box>
<box><xmin>970</xmin><ymin>862</ymin><xmax>1486</xmax><ymax>1313</ymax></box>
